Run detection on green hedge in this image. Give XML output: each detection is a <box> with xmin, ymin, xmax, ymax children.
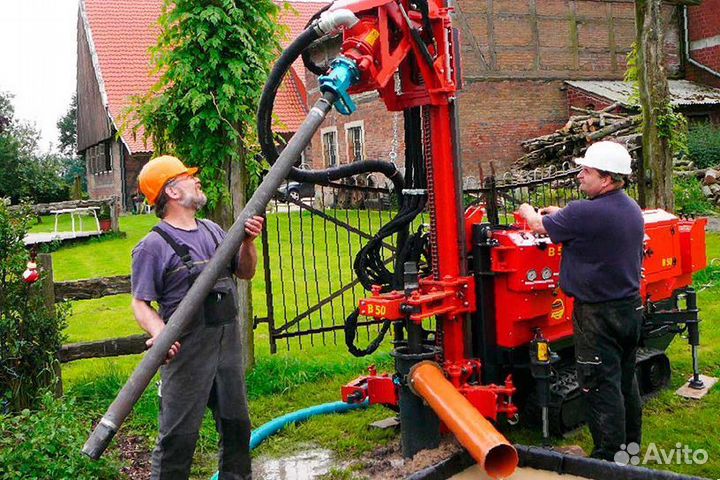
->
<box><xmin>688</xmin><ymin>122</ymin><xmax>720</xmax><ymax>170</ymax></box>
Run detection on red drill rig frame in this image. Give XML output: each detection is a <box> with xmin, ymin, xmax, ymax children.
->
<box><xmin>256</xmin><ymin>0</ymin><xmax>709</xmax><ymax>476</ymax></box>
<box><xmin>320</xmin><ymin>0</ymin><xmax>707</xmax><ymax>466</ymax></box>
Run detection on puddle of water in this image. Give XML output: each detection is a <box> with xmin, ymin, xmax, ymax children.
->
<box><xmin>253</xmin><ymin>448</ymin><xmax>336</xmax><ymax>480</ymax></box>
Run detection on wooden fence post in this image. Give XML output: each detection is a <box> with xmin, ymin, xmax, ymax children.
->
<box><xmin>37</xmin><ymin>253</ymin><xmax>64</xmax><ymax>397</ymax></box>
<box><xmin>110</xmin><ymin>197</ymin><xmax>120</xmax><ymax>232</ymax></box>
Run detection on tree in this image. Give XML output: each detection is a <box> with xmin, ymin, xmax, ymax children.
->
<box><xmin>127</xmin><ymin>1</ymin><xmax>282</xmax><ymax>368</ymax></box>
<box><xmin>634</xmin><ymin>1</ymin><xmax>688</xmax><ymax>211</ymax></box>
<box><xmin>0</xmin><ymin>92</ymin><xmax>70</xmax><ymax>204</ymax></box>
<box><xmin>56</xmin><ymin>95</ymin><xmax>86</xmax><ymax>191</ymax></box>
<box><xmin>56</xmin><ymin>94</ymin><xmax>77</xmax><ymax>157</ymax></box>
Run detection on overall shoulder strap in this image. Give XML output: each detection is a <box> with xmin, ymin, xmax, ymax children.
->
<box><xmin>197</xmin><ymin>219</ymin><xmax>220</xmax><ymax>248</ymax></box>
<box><xmin>197</xmin><ymin>219</ymin><xmax>236</xmax><ymax>274</ymax></box>
<box><xmin>152</xmin><ymin>225</ymin><xmax>195</xmax><ymax>272</ymax></box>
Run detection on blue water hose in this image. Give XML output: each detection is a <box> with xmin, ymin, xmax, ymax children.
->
<box><xmin>210</xmin><ymin>400</ymin><xmax>369</xmax><ymax>480</ymax></box>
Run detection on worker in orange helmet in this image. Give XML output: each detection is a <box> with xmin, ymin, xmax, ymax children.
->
<box><xmin>518</xmin><ymin>141</ymin><xmax>644</xmax><ymax>461</ymax></box>
<box><xmin>132</xmin><ymin>155</ymin><xmax>263</xmax><ymax>479</ymax></box>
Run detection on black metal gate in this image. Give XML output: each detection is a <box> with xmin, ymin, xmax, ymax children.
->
<box><xmin>256</xmin><ymin>166</ymin><xmax>638</xmax><ymax>353</ymax></box>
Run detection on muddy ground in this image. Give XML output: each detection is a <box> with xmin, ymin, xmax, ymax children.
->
<box><xmin>117</xmin><ymin>433</ymin><xmax>466</xmax><ymax>480</ymax></box>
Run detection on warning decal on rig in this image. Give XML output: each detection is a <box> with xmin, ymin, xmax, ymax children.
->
<box><xmin>550</xmin><ymin>298</ymin><xmax>565</xmax><ymax>320</ymax></box>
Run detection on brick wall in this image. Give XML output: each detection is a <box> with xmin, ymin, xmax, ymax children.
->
<box><xmin>456</xmin><ymin>80</ymin><xmax>571</xmax><ymax>175</ymax></box>
<box><xmin>125</xmin><ymin>152</ymin><xmax>150</xmax><ymax>208</ymax></box>
<box><xmin>306</xmin><ymin>0</ymin><xmax>683</xmax><ymax>176</ymax></box>
<box><xmin>686</xmin><ymin>0</ymin><xmax>720</xmax><ymax>88</ymax></box>
<box><xmin>566</xmin><ymin>87</ymin><xmax>616</xmax><ymax>114</ymax></box>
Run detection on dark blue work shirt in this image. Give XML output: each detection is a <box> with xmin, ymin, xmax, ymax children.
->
<box><xmin>541</xmin><ymin>189</ymin><xmax>644</xmax><ymax>304</ymax></box>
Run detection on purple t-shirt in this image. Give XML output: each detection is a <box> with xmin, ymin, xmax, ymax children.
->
<box><xmin>541</xmin><ymin>189</ymin><xmax>644</xmax><ymax>304</ymax></box>
<box><xmin>131</xmin><ymin>219</ymin><xmax>230</xmax><ymax>320</ymax></box>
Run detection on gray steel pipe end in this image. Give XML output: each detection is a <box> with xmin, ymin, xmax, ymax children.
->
<box><xmin>82</xmin><ymin>417</ymin><xmax>118</xmax><ymax>460</ymax></box>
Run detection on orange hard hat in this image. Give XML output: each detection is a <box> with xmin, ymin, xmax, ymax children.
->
<box><xmin>138</xmin><ymin>155</ymin><xmax>198</xmax><ymax>205</ymax></box>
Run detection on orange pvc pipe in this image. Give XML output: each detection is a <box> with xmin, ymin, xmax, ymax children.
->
<box><xmin>409</xmin><ymin>362</ymin><xmax>518</xmax><ymax>479</ymax></box>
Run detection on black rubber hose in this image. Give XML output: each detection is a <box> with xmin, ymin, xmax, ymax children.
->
<box><xmin>302</xmin><ymin>3</ymin><xmax>333</xmax><ymax>76</ymax></box>
<box><xmin>292</xmin><ymin>160</ymin><xmax>405</xmax><ymax>195</ymax></box>
<box><xmin>256</xmin><ymin>24</ymin><xmax>406</xmax><ymax>195</ymax></box>
<box><xmin>258</xmin><ymin>26</ymin><xmax>321</xmax><ymax>167</ymax></box>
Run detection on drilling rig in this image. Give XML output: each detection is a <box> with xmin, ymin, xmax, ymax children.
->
<box><xmin>255</xmin><ymin>0</ymin><xmax>708</xmax><ymax>476</ymax></box>
<box><xmin>85</xmin><ymin>1</ymin><xmax>708</xmax><ymax>477</ymax></box>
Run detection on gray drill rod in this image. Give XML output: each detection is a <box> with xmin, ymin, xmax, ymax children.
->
<box><xmin>83</xmin><ymin>92</ymin><xmax>337</xmax><ymax>459</ymax></box>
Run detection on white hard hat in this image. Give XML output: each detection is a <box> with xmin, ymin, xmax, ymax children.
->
<box><xmin>574</xmin><ymin>141</ymin><xmax>632</xmax><ymax>175</ymax></box>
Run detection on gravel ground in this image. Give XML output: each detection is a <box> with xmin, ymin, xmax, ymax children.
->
<box><xmin>705</xmin><ymin>215</ymin><xmax>720</xmax><ymax>232</ymax></box>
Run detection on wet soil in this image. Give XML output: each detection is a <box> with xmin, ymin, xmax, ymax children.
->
<box><xmin>117</xmin><ymin>434</ymin><xmax>151</xmax><ymax>480</ymax></box>
<box><xmin>360</xmin><ymin>438</ymin><xmax>464</xmax><ymax>480</ymax></box>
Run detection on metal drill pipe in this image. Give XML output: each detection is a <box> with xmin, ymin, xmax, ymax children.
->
<box><xmin>82</xmin><ymin>92</ymin><xmax>337</xmax><ymax>460</ymax></box>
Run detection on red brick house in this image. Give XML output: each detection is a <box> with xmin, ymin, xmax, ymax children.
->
<box><xmin>77</xmin><ymin>0</ymin><xmax>324</xmax><ymax>209</ymax></box>
<box><xmin>686</xmin><ymin>0</ymin><xmax>720</xmax><ymax>88</ymax></box>
<box><xmin>304</xmin><ymin>1</ymin><xmax>720</xmax><ymax>176</ymax></box>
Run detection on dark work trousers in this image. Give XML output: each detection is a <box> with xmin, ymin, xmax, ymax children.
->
<box><xmin>573</xmin><ymin>295</ymin><xmax>643</xmax><ymax>461</ymax></box>
<box><xmin>150</xmin><ymin>319</ymin><xmax>252</xmax><ymax>480</ymax></box>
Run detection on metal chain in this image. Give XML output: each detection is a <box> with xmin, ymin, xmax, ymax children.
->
<box><xmin>389</xmin><ymin>112</ymin><xmax>400</xmax><ymax>162</ymax></box>
<box><xmin>388</xmin><ymin>72</ymin><xmax>402</xmax><ymax>163</ymax></box>
<box><xmin>421</xmin><ymin>106</ymin><xmax>439</xmax><ymax>279</ymax></box>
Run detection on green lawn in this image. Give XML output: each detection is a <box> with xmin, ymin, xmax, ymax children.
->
<box><xmin>54</xmin><ymin>213</ymin><xmax>720</xmax><ymax>478</ymax></box>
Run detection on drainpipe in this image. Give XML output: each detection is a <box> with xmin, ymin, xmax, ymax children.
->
<box><xmin>683</xmin><ymin>6</ymin><xmax>720</xmax><ymax>80</ymax></box>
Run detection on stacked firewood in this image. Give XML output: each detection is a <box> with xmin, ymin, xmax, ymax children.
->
<box><xmin>513</xmin><ymin>103</ymin><xmax>641</xmax><ymax>171</ymax></box>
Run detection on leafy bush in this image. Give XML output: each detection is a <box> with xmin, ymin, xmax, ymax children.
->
<box><xmin>0</xmin><ymin>203</ymin><xmax>69</xmax><ymax>412</ymax></box>
<box><xmin>0</xmin><ymin>393</ymin><xmax>120</xmax><ymax>479</ymax></box>
<box><xmin>688</xmin><ymin>122</ymin><xmax>720</xmax><ymax>170</ymax></box>
<box><xmin>674</xmin><ymin>176</ymin><xmax>715</xmax><ymax>215</ymax></box>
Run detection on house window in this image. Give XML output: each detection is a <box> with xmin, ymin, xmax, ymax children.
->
<box><xmin>86</xmin><ymin>141</ymin><xmax>113</xmax><ymax>174</ymax></box>
<box><xmin>346</xmin><ymin>124</ymin><xmax>364</xmax><ymax>163</ymax></box>
<box><xmin>322</xmin><ymin>129</ymin><xmax>338</xmax><ymax>167</ymax></box>
<box><xmin>104</xmin><ymin>141</ymin><xmax>112</xmax><ymax>172</ymax></box>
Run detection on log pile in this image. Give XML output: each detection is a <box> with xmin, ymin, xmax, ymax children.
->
<box><xmin>513</xmin><ymin>103</ymin><xmax>641</xmax><ymax>171</ymax></box>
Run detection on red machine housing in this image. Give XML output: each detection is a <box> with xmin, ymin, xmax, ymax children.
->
<box><xmin>346</xmin><ymin>209</ymin><xmax>707</xmax><ymax>421</ymax></box>
<box><xmin>332</xmin><ymin>0</ymin><xmax>708</xmax><ymax>437</ymax></box>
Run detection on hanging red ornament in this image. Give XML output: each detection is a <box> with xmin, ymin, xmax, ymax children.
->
<box><xmin>22</xmin><ymin>261</ymin><xmax>40</xmax><ymax>284</ymax></box>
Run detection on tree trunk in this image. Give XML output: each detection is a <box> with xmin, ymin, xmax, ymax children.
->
<box><xmin>635</xmin><ymin>0</ymin><xmax>675</xmax><ymax>211</ymax></box>
<box><xmin>209</xmin><ymin>153</ymin><xmax>255</xmax><ymax>371</ymax></box>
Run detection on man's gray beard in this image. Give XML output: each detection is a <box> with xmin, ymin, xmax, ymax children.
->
<box><xmin>179</xmin><ymin>191</ymin><xmax>207</xmax><ymax>211</ymax></box>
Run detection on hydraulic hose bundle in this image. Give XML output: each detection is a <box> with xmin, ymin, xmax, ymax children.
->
<box><xmin>256</xmin><ymin>7</ymin><xmax>430</xmax><ymax>357</ymax></box>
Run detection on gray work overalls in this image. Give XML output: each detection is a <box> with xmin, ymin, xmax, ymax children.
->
<box><xmin>150</xmin><ymin>222</ymin><xmax>252</xmax><ymax>480</ymax></box>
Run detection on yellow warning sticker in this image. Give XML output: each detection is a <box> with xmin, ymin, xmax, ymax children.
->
<box><xmin>550</xmin><ymin>298</ymin><xmax>565</xmax><ymax>320</ymax></box>
<box><xmin>365</xmin><ymin>29</ymin><xmax>380</xmax><ymax>46</ymax></box>
<box><xmin>537</xmin><ymin>342</ymin><xmax>549</xmax><ymax>362</ymax></box>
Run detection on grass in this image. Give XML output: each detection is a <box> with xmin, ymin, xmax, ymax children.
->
<box><xmin>46</xmin><ymin>213</ymin><xmax>720</xmax><ymax>478</ymax></box>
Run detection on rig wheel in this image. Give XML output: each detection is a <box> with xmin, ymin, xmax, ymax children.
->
<box><xmin>636</xmin><ymin>350</ymin><xmax>671</xmax><ymax>397</ymax></box>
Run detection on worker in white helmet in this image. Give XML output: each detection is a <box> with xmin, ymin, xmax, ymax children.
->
<box><xmin>518</xmin><ymin>141</ymin><xmax>644</xmax><ymax>461</ymax></box>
